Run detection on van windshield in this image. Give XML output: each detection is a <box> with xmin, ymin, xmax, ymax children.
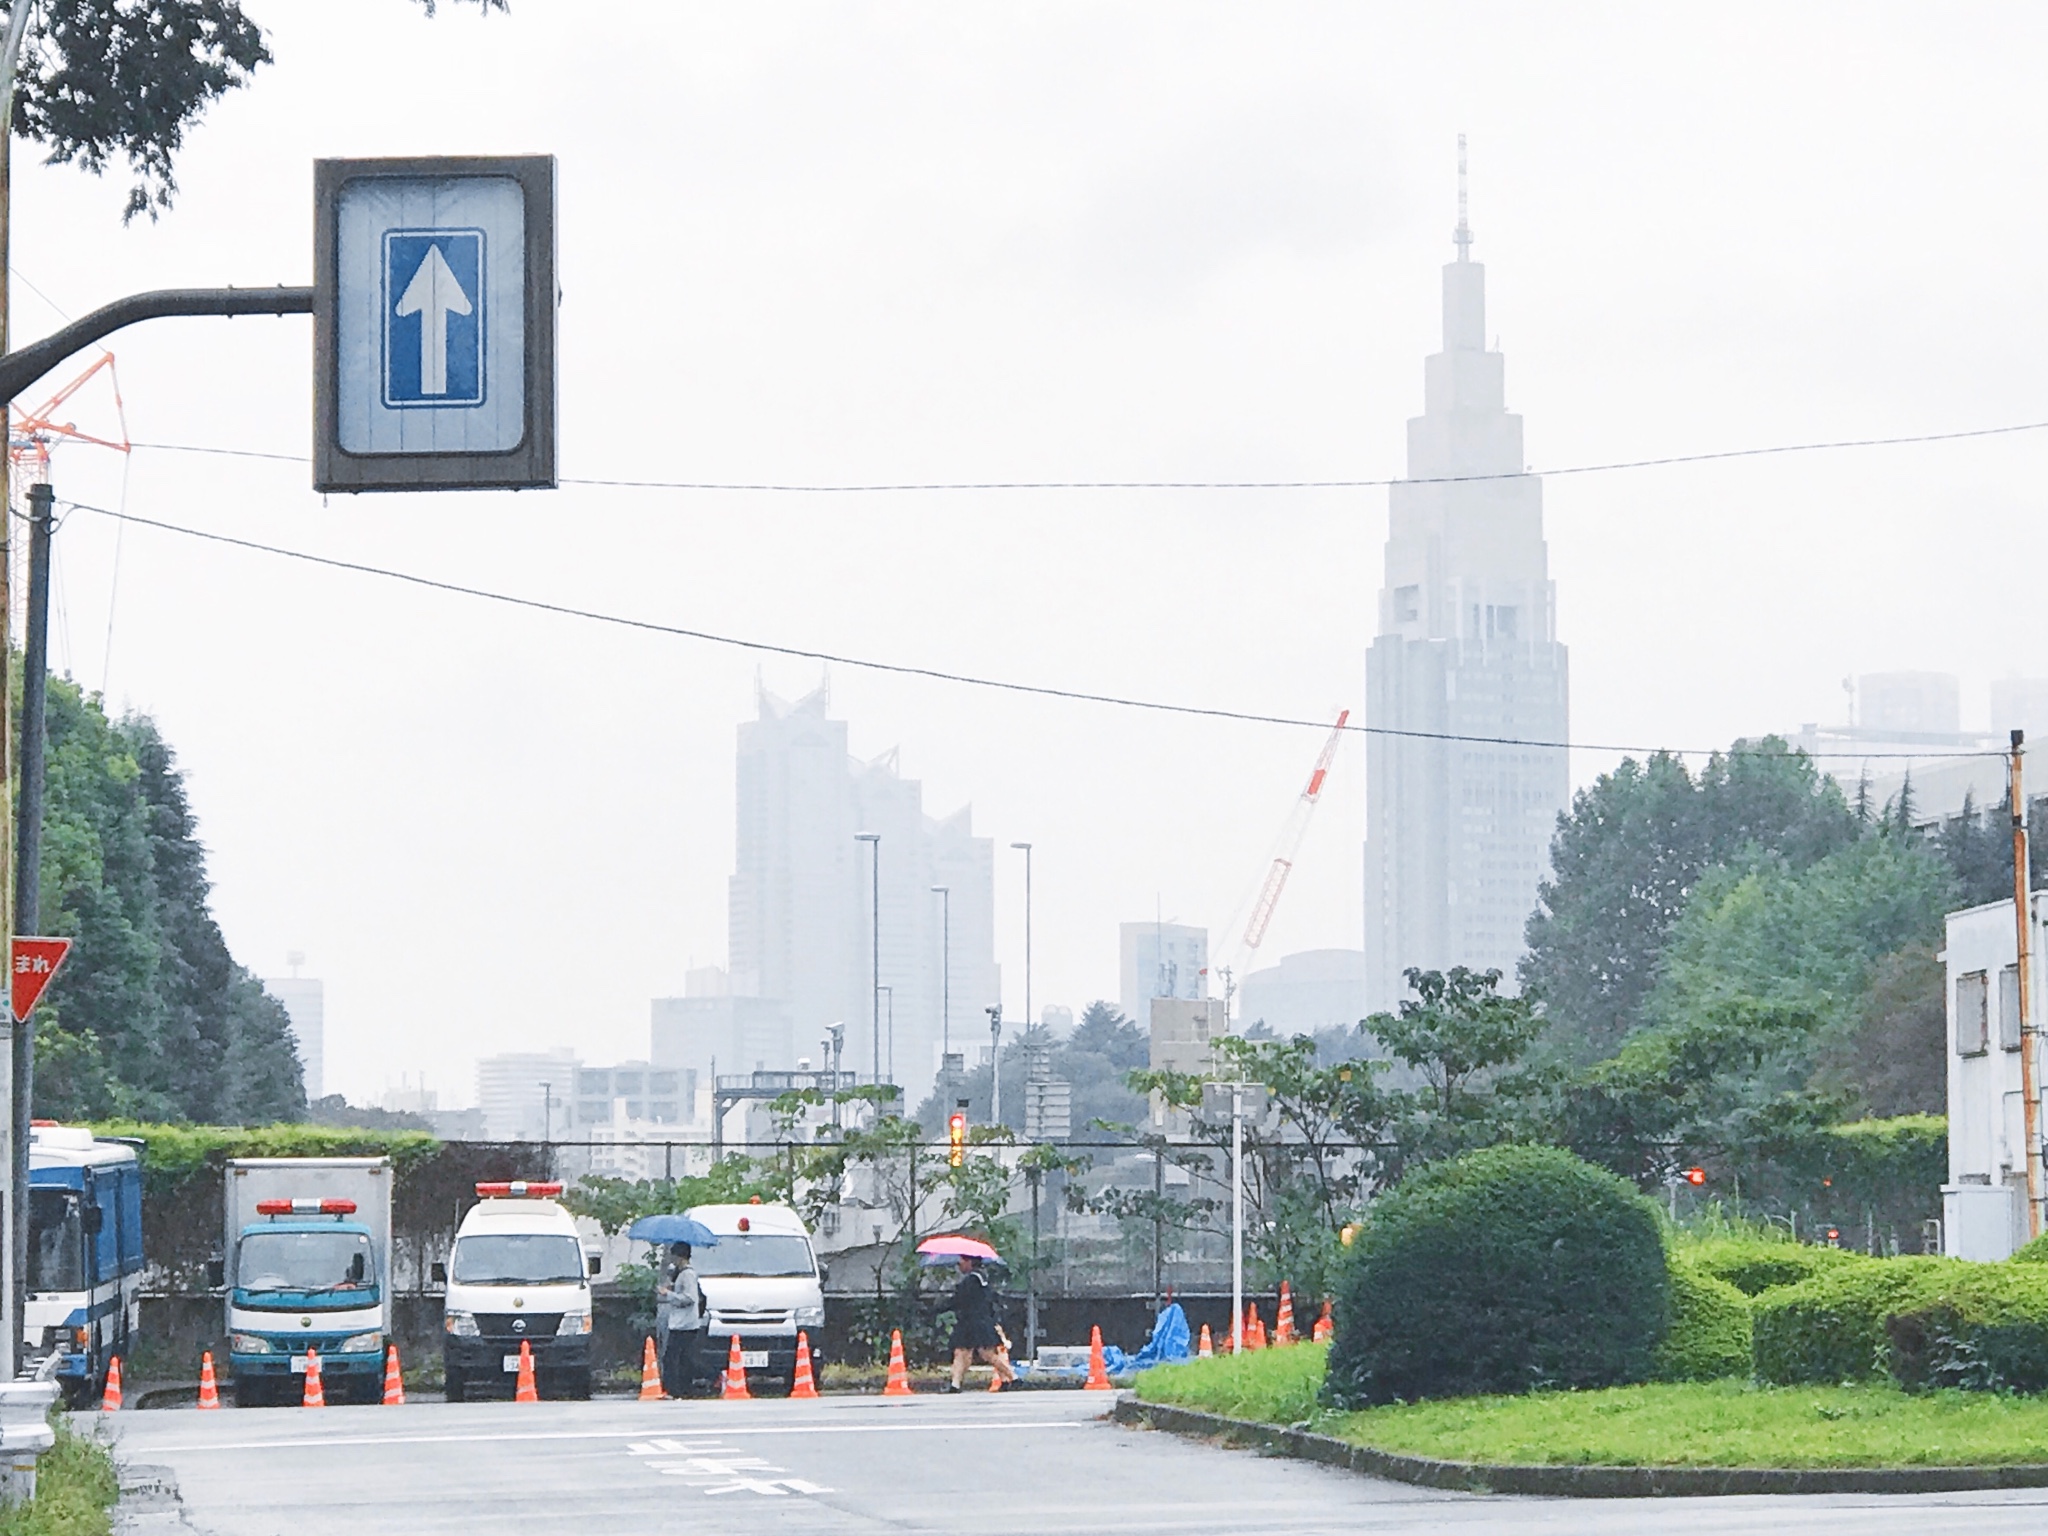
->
<box><xmin>27</xmin><ymin>1190</ymin><xmax>82</xmax><ymax>1293</ymax></box>
<box><xmin>692</xmin><ymin>1234</ymin><xmax>815</xmax><ymax>1278</ymax></box>
<box><xmin>452</xmin><ymin>1233</ymin><xmax>584</xmax><ymax>1285</ymax></box>
<box><xmin>238</xmin><ymin>1230</ymin><xmax>374</xmax><ymax>1294</ymax></box>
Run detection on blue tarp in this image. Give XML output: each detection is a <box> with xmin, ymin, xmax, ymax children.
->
<box><xmin>1024</xmin><ymin>1303</ymin><xmax>1190</xmax><ymax>1379</ymax></box>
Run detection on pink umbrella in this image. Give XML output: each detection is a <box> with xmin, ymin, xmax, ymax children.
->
<box><xmin>917</xmin><ymin>1234</ymin><xmax>1000</xmax><ymax>1263</ymax></box>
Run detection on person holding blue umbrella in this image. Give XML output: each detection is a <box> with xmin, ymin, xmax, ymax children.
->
<box><xmin>628</xmin><ymin>1214</ymin><xmax>719</xmax><ymax>1396</ymax></box>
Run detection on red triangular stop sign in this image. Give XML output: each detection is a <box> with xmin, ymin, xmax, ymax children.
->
<box><xmin>11</xmin><ymin>937</ymin><xmax>72</xmax><ymax>1023</ymax></box>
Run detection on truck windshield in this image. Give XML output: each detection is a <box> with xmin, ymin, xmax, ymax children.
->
<box><xmin>692</xmin><ymin>1235</ymin><xmax>816</xmax><ymax>1278</ymax></box>
<box><xmin>27</xmin><ymin>1190</ymin><xmax>82</xmax><ymax>1293</ymax></box>
<box><xmin>238</xmin><ymin>1230</ymin><xmax>374</xmax><ymax>1294</ymax></box>
<box><xmin>451</xmin><ymin>1234</ymin><xmax>584</xmax><ymax>1285</ymax></box>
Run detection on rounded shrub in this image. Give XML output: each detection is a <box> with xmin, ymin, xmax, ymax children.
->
<box><xmin>1885</xmin><ymin>1264</ymin><xmax>2048</xmax><ymax>1393</ymax></box>
<box><xmin>1323</xmin><ymin>1144</ymin><xmax>1668</xmax><ymax>1407</ymax></box>
<box><xmin>2010</xmin><ymin>1232</ymin><xmax>2048</xmax><ymax>1265</ymax></box>
<box><xmin>1751</xmin><ymin>1256</ymin><xmax>1959</xmax><ymax>1385</ymax></box>
<box><xmin>1681</xmin><ymin>1236</ymin><xmax>1864</xmax><ymax>1297</ymax></box>
<box><xmin>1655</xmin><ymin>1264</ymin><xmax>1753</xmax><ymax>1382</ymax></box>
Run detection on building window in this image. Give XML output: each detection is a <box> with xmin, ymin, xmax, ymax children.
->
<box><xmin>1956</xmin><ymin>970</ymin><xmax>1990</xmax><ymax>1057</ymax></box>
<box><xmin>2001</xmin><ymin>965</ymin><xmax>2024</xmax><ymax>1051</ymax></box>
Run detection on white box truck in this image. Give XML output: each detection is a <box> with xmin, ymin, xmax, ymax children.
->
<box><xmin>218</xmin><ymin>1158</ymin><xmax>394</xmax><ymax>1406</ymax></box>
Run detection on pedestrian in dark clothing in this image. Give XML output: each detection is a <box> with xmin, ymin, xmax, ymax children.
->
<box><xmin>947</xmin><ymin>1256</ymin><xmax>1015</xmax><ymax>1391</ymax></box>
<box><xmin>656</xmin><ymin>1242</ymin><xmax>703</xmax><ymax>1397</ymax></box>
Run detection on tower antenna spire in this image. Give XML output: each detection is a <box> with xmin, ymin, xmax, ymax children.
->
<box><xmin>1453</xmin><ymin>133</ymin><xmax>1472</xmax><ymax>260</ymax></box>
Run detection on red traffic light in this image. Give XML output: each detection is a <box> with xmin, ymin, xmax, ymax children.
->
<box><xmin>1683</xmin><ymin>1167</ymin><xmax>1706</xmax><ymax>1186</ymax></box>
<box><xmin>948</xmin><ymin>1111</ymin><xmax>967</xmax><ymax>1167</ymax></box>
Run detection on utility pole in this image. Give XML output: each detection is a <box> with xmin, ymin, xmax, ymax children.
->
<box><xmin>2013</xmin><ymin>730</ymin><xmax>2042</xmax><ymax>1239</ymax></box>
<box><xmin>987</xmin><ymin>1006</ymin><xmax>1003</xmax><ymax>1126</ymax></box>
<box><xmin>1010</xmin><ymin>842</ymin><xmax>1032</xmax><ymax>1033</ymax></box>
<box><xmin>879</xmin><ymin>985</ymin><xmax>893</xmax><ymax>1095</ymax></box>
<box><xmin>1026</xmin><ymin>1163</ymin><xmax>1041</xmax><ymax>1363</ymax></box>
<box><xmin>931</xmin><ymin>885</ymin><xmax>951</xmax><ymax>1058</ymax></box>
<box><xmin>1231</xmin><ymin>1085</ymin><xmax>1244</xmax><ymax>1355</ymax></box>
<box><xmin>0</xmin><ymin>32</ymin><xmax>21</xmax><ymax>1380</ymax></box>
<box><xmin>857</xmin><ymin>834</ymin><xmax>881</xmax><ymax>1086</ymax></box>
<box><xmin>9</xmin><ymin>481</ymin><xmax>50</xmax><ymax>1354</ymax></box>
<box><xmin>1152</xmin><ymin>1139</ymin><xmax>1164</xmax><ymax>1315</ymax></box>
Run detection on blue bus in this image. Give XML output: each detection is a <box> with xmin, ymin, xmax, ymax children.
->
<box><xmin>25</xmin><ymin>1125</ymin><xmax>144</xmax><ymax>1405</ymax></box>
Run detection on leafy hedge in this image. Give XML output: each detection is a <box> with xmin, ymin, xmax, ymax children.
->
<box><xmin>1752</xmin><ymin>1257</ymin><xmax>1960</xmax><ymax>1385</ymax></box>
<box><xmin>1324</xmin><ymin>1145</ymin><xmax>1668</xmax><ymax>1407</ymax></box>
<box><xmin>1680</xmin><ymin>1235</ymin><xmax>1864</xmax><ymax>1297</ymax></box>
<box><xmin>2010</xmin><ymin>1233</ymin><xmax>2048</xmax><ymax>1265</ymax></box>
<box><xmin>1884</xmin><ymin>1265</ymin><xmax>2048</xmax><ymax>1394</ymax></box>
<box><xmin>1655</xmin><ymin>1266</ymin><xmax>1752</xmax><ymax>1381</ymax></box>
<box><xmin>89</xmin><ymin>1120</ymin><xmax>441</xmax><ymax>1198</ymax></box>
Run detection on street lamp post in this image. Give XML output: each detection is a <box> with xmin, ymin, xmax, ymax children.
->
<box><xmin>1010</xmin><ymin>842</ymin><xmax>1032</xmax><ymax>1033</ymax></box>
<box><xmin>857</xmin><ymin>833</ymin><xmax>881</xmax><ymax>1086</ymax></box>
<box><xmin>879</xmin><ymin>985</ymin><xmax>894</xmax><ymax>1094</ymax></box>
<box><xmin>931</xmin><ymin>885</ymin><xmax>951</xmax><ymax>1059</ymax></box>
<box><xmin>987</xmin><ymin>1006</ymin><xmax>1003</xmax><ymax>1126</ymax></box>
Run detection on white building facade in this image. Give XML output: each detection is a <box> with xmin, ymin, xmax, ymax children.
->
<box><xmin>475</xmin><ymin>1048</ymin><xmax>580</xmax><ymax>1142</ymax></box>
<box><xmin>264</xmin><ymin>974</ymin><xmax>325</xmax><ymax>1101</ymax></box>
<box><xmin>1119</xmin><ymin>922</ymin><xmax>1207</xmax><ymax>1028</ymax></box>
<box><xmin>725</xmin><ymin>679</ymin><xmax>997</xmax><ymax>1110</ymax></box>
<box><xmin>1943</xmin><ymin>895</ymin><xmax>2047</xmax><ymax>1260</ymax></box>
<box><xmin>1362</xmin><ymin>184</ymin><xmax>1569</xmax><ymax>1010</ymax></box>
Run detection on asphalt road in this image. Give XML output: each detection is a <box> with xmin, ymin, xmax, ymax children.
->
<box><xmin>102</xmin><ymin>1391</ymin><xmax>2048</xmax><ymax>1535</ymax></box>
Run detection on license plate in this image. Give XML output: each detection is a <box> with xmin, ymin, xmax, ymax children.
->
<box><xmin>739</xmin><ymin>1350</ymin><xmax>770</xmax><ymax>1369</ymax></box>
<box><xmin>502</xmin><ymin>1354</ymin><xmax>524</xmax><ymax>1372</ymax></box>
<box><xmin>289</xmin><ymin>1356</ymin><xmax>310</xmax><ymax>1374</ymax></box>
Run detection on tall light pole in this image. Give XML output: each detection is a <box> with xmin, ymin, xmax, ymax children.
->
<box><xmin>987</xmin><ymin>1005</ymin><xmax>1004</xmax><ymax>1126</ymax></box>
<box><xmin>1010</xmin><ymin>842</ymin><xmax>1032</xmax><ymax>1034</ymax></box>
<box><xmin>879</xmin><ymin>985</ymin><xmax>894</xmax><ymax>1093</ymax></box>
<box><xmin>931</xmin><ymin>885</ymin><xmax>951</xmax><ymax>1059</ymax></box>
<box><xmin>857</xmin><ymin>833</ymin><xmax>881</xmax><ymax>1086</ymax></box>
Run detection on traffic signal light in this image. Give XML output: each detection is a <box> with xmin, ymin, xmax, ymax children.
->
<box><xmin>1684</xmin><ymin>1167</ymin><xmax>1706</xmax><ymax>1187</ymax></box>
<box><xmin>948</xmin><ymin>1105</ymin><xmax>967</xmax><ymax>1167</ymax></box>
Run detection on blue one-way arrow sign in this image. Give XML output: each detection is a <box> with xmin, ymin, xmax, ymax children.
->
<box><xmin>383</xmin><ymin>229</ymin><xmax>484</xmax><ymax>408</ymax></box>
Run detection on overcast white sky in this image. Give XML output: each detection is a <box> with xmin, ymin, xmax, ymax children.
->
<box><xmin>7</xmin><ymin>3</ymin><xmax>2045</xmax><ymax>1106</ymax></box>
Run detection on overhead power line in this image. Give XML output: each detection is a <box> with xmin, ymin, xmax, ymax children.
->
<box><xmin>57</xmin><ymin>497</ymin><xmax>2004</xmax><ymax>763</ymax></box>
<box><xmin>123</xmin><ymin>417</ymin><xmax>2048</xmax><ymax>494</ymax></box>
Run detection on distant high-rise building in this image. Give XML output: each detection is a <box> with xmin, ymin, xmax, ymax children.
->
<box><xmin>264</xmin><ymin>955</ymin><xmax>324</xmax><ymax>1101</ymax></box>
<box><xmin>1991</xmin><ymin>679</ymin><xmax>2048</xmax><ymax>743</ymax></box>
<box><xmin>725</xmin><ymin>678</ymin><xmax>997</xmax><ymax>1109</ymax></box>
<box><xmin>1363</xmin><ymin>150</ymin><xmax>1569</xmax><ymax>1009</ymax></box>
<box><xmin>1857</xmin><ymin>672</ymin><xmax>1960</xmax><ymax>737</ymax></box>
<box><xmin>1119</xmin><ymin>922</ymin><xmax>1207</xmax><ymax>1027</ymax></box>
<box><xmin>475</xmin><ymin>1049</ymin><xmax>579</xmax><ymax>1141</ymax></box>
<box><xmin>1240</xmin><ymin>949</ymin><xmax>1371</xmax><ymax>1036</ymax></box>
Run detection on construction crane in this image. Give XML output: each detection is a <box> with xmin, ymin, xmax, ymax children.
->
<box><xmin>1210</xmin><ymin>709</ymin><xmax>1350</xmax><ymax>1020</ymax></box>
<box><xmin>9</xmin><ymin>351</ymin><xmax>130</xmax><ymax>478</ymax></box>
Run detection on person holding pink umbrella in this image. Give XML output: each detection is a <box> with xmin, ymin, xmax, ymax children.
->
<box><xmin>919</xmin><ymin>1235</ymin><xmax>1016</xmax><ymax>1393</ymax></box>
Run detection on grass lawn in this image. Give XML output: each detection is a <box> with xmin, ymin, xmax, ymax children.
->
<box><xmin>1135</xmin><ymin>1343</ymin><xmax>2048</xmax><ymax>1469</ymax></box>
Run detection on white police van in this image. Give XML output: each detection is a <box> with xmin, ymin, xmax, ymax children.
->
<box><xmin>437</xmin><ymin>1182</ymin><xmax>599</xmax><ymax>1401</ymax></box>
<box><xmin>681</xmin><ymin>1201</ymin><xmax>825</xmax><ymax>1395</ymax></box>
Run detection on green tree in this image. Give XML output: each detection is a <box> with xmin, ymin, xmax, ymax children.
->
<box><xmin>1365</xmin><ymin>965</ymin><xmax>1543</xmax><ymax>1165</ymax></box>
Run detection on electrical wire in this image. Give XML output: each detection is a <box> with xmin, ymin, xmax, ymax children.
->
<box><xmin>54</xmin><ymin>496</ymin><xmax>2006</xmax><ymax>763</ymax></box>
<box><xmin>120</xmin><ymin>416</ymin><xmax>2048</xmax><ymax>493</ymax></box>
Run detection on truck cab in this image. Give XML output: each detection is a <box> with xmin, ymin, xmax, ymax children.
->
<box><xmin>682</xmin><ymin>1201</ymin><xmax>825</xmax><ymax>1395</ymax></box>
<box><xmin>221</xmin><ymin>1157</ymin><xmax>393</xmax><ymax>1406</ymax></box>
<box><xmin>23</xmin><ymin>1125</ymin><xmax>143</xmax><ymax>1407</ymax></box>
<box><xmin>440</xmin><ymin>1182</ymin><xmax>596</xmax><ymax>1401</ymax></box>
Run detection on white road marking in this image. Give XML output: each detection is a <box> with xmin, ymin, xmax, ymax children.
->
<box><xmin>129</xmin><ymin>1415</ymin><xmax>1091</xmax><ymax>1454</ymax></box>
<box><xmin>626</xmin><ymin>1434</ymin><xmax>833</xmax><ymax>1496</ymax></box>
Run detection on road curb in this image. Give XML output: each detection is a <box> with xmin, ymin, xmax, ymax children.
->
<box><xmin>1110</xmin><ymin>1396</ymin><xmax>2048</xmax><ymax>1497</ymax></box>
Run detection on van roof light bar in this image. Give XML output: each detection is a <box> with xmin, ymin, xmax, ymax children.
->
<box><xmin>474</xmin><ymin>1181</ymin><xmax>562</xmax><ymax>1199</ymax></box>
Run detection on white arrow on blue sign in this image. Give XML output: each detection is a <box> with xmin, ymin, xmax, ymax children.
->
<box><xmin>387</xmin><ymin>231</ymin><xmax>482</xmax><ymax>405</ymax></box>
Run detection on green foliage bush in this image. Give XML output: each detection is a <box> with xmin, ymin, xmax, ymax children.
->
<box><xmin>1137</xmin><ymin>1340</ymin><xmax>1328</xmax><ymax>1423</ymax></box>
<box><xmin>2010</xmin><ymin>1233</ymin><xmax>2048</xmax><ymax>1265</ymax></box>
<box><xmin>1655</xmin><ymin>1265</ymin><xmax>1753</xmax><ymax>1381</ymax></box>
<box><xmin>0</xmin><ymin>1413</ymin><xmax>118</xmax><ymax>1536</ymax></box>
<box><xmin>1323</xmin><ymin>1145</ymin><xmax>1668</xmax><ymax>1407</ymax></box>
<box><xmin>1884</xmin><ymin>1265</ymin><xmax>2048</xmax><ymax>1394</ymax></box>
<box><xmin>1681</xmin><ymin>1235</ymin><xmax>1864</xmax><ymax>1297</ymax></box>
<box><xmin>89</xmin><ymin>1120</ymin><xmax>439</xmax><ymax>1198</ymax></box>
<box><xmin>1752</xmin><ymin>1257</ymin><xmax>1959</xmax><ymax>1384</ymax></box>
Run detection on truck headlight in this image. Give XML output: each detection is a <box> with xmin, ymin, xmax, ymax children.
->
<box><xmin>444</xmin><ymin>1311</ymin><xmax>480</xmax><ymax>1337</ymax></box>
<box><xmin>339</xmin><ymin>1333</ymin><xmax>383</xmax><ymax>1354</ymax></box>
<box><xmin>557</xmin><ymin>1311</ymin><xmax>590</xmax><ymax>1336</ymax></box>
<box><xmin>230</xmin><ymin>1333</ymin><xmax>274</xmax><ymax>1354</ymax></box>
<box><xmin>795</xmin><ymin>1306</ymin><xmax>825</xmax><ymax>1328</ymax></box>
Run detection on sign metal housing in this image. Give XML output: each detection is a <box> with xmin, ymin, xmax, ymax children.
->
<box><xmin>314</xmin><ymin>155</ymin><xmax>556</xmax><ymax>493</ymax></box>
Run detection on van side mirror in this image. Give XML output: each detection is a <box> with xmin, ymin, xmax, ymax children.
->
<box><xmin>587</xmin><ymin>1254</ymin><xmax>602</xmax><ymax>1276</ymax></box>
<box><xmin>817</xmin><ymin>1262</ymin><xmax>830</xmax><ymax>1285</ymax></box>
<box><xmin>206</xmin><ymin>1259</ymin><xmax>226</xmax><ymax>1289</ymax></box>
<box><xmin>81</xmin><ymin>1206</ymin><xmax>103</xmax><ymax>1235</ymax></box>
<box><xmin>430</xmin><ymin>1262</ymin><xmax>447</xmax><ymax>1285</ymax></box>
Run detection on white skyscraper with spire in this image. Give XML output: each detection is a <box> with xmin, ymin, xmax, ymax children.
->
<box><xmin>1362</xmin><ymin>143</ymin><xmax>1569</xmax><ymax>1009</ymax></box>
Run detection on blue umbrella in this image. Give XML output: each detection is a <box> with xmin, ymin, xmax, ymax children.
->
<box><xmin>626</xmin><ymin>1213</ymin><xmax>721</xmax><ymax>1246</ymax></box>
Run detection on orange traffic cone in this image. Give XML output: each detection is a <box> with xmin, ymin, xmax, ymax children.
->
<box><xmin>1313</xmin><ymin>1299</ymin><xmax>1334</xmax><ymax>1343</ymax></box>
<box><xmin>721</xmin><ymin>1334</ymin><xmax>751</xmax><ymax>1400</ymax></box>
<box><xmin>1276</xmin><ymin>1282</ymin><xmax>1296</xmax><ymax>1345</ymax></box>
<box><xmin>881</xmin><ymin>1329</ymin><xmax>914</xmax><ymax>1396</ymax></box>
<box><xmin>196</xmin><ymin>1351</ymin><xmax>220</xmax><ymax>1411</ymax></box>
<box><xmin>99</xmin><ymin>1357</ymin><xmax>123</xmax><ymax>1412</ymax></box>
<box><xmin>988</xmin><ymin>1342</ymin><xmax>1010</xmax><ymax>1393</ymax></box>
<box><xmin>1084</xmin><ymin>1325</ymin><xmax>1112</xmax><ymax>1390</ymax></box>
<box><xmin>1245</xmin><ymin>1305</ymin><xmax>1265</xmax><ymax>1351</ymax></box>
<box><xmin>382</xmin><ymin>1344</ymin><xmax>405</xmax><ymax>1405</ymax></box>
<box><xmin>301</xmin><ymin>1349</ymin><xmax>326</xmax><ymax>1408</ymax></box>
<box><xmin>1197</xmin><ymin>1324</ymin><xmax>1213</xmax><ymax>1359</ymax></box>
<box><xmin>791</xmin><ymin>1332</ymin><xmax>819</xmax><ymax>1399</ymax></box>
<box><xmin>514</xmin><ymin>1340</ymin><xmax>539</xmax><ymax>1403</ymax></box>
<box><xmin>639</xmin><ymin>1336</ymin><xmax>664</xmax><ymax>1401</ymax></box>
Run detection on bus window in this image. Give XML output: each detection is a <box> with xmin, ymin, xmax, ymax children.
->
<box><xmin>28</xmin><ymin>1190</ymin><xmax>83</xmax><ymax>1293</ymax></box>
